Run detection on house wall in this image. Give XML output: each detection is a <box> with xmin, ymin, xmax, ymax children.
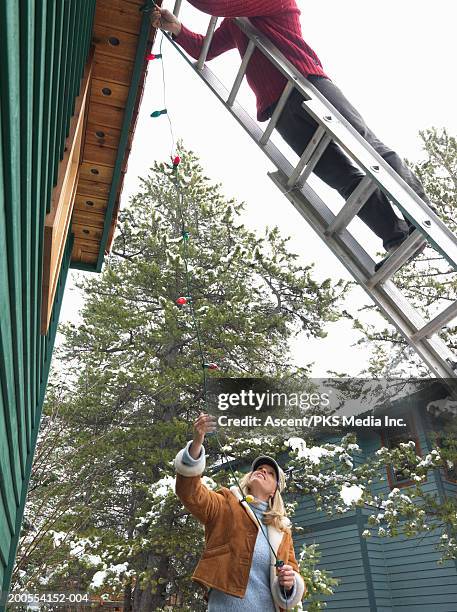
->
<box><xmin>293</xmin><ymin>408</ymin><xmax>457</xmax><ymax>611</ymax></box>
<box><xmin>296</xmin><ymin>517</ymin><xmax>375</xmax><ymax>610</ymax></box>
<box><xmin>0</xmin><ymin>1</ymin><xmax>95</xmax><ymax>601</ymax></box>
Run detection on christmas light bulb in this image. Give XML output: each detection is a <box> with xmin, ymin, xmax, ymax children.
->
<box><xmin>204</xmin><ymin>363</ymin><xmax>220</xmax><ymax>370</ymax></box>
<box><xmin>176</xmin><ymin>297</ymin><xmax>188</xmax><ymax>305</ymax></box>
<box><xmin>172</xmin><ymin>155</ymin><xmax>181</xmax><ymax>166</ymax></box>
<box><xmin>245</xmin><ymin>495</ymin><xmax>254</xmax><ymax>503</ymax></box>
<box><xmin>150</xmin><ymin>109</ymin><xmax>167</xmax><ymax>118</ymax></box>
<box><xmin>146</xmin><ymin>53</ymin><xmax>162</xmax><ymax>60</ymax></box>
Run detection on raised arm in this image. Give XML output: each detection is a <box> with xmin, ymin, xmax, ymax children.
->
<box><xmin>152</xmin><ymin>7</ymin><xmax>235</xmax><ymax>61</ymax></box>
<box><xmin>174</xmin><ymin>413</ymin><xmax>222</xmax><ymax>525</ymax></box>
<box><xmin>175</xmin><ymin>19</ymin><xmax>235</xmax><ymax>62</ymax></box>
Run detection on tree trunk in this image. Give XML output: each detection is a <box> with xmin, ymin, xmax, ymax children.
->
<box><xmin>133</xmin><ymin>553</ymin><xmax>169</xmax><ymax>612</ymax></box>
<box><xmin>149</xmin><ymin>555</ymin><xmax>170</xmax><ymax>610</ymax></box>
<box><xmin>123</xmin><ymin>581</ymin><xmax>133</xmax><ymax>612</ymax></box>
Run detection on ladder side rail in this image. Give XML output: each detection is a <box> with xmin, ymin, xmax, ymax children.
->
<box><xmin>230</xmin><ymin>18</ymin><xmax>457</xmax><ymax>268</ymax></box>
<box><xmin>166</xmin><ymin>35</ymin><xmax>301</xmax><ymax>189</ymax></box>
<box><xmin>163</xmin><ymin>34</ymin><xmax>457</xmax><ymax>379</ymax></box>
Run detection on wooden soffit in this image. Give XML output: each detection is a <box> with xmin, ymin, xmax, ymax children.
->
<box><xmin>70</xmin><ymin>0</ymin><xmax>156</xmax><ymax>270</ymax></box>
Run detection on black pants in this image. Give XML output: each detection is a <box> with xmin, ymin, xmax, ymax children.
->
<box><xmin>272</xmin><ymin>76</ymin><xmax>431</xmax><ymax>250</ymax></box>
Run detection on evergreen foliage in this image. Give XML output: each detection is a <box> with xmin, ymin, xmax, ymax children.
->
<box><xmin>14</xmin><ymin>146</ymin><xmax>347</xmax><ymax>610</ymax></box>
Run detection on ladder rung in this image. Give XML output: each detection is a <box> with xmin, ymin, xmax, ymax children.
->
<box><xmin>227</xmin><ymin>40</ymin><xmax>256</xmax><ymax>107</ymax></box>
<box><xmin>366</xmin><ymin>231</ymin><xmax>426</xmax><ymax>288</ymax></box>
<box><xmin>259</xmin><ymin>81</ymin><xmax>294</xmax><ymax>146</ymax></box>
<box><xmin>325</xmin><ymin>176</ymin><xmax>377</xmax><ymax>237</ymax></box>
<box><xmin>173</xmin><ymin>0</ymin><xmax>182</xmax><ymax>16</ymax></box>
<box><xmin>285</xmin><ymin>125</ymin><xmax>326</xmax><ymax>188</ymax></box>
<box><xmin>289</xmin><ymin>132</ymin><xmax>332</xmax><ymax>188</ymax></box>
<box><xmin>197</xmin><ymin>16</ymin><xmax>218</xmax><ymax>70</ymax></box>
<box><xmin>411</xmin><ymin>302</ymin><xmax>457</xmax><ymax>342</ymax></box>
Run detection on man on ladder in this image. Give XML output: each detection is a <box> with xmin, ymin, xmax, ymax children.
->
<box><xmin>152</xmin><ymin>0</ymin><xmax>433</xmax><ymax>269</ymax></box>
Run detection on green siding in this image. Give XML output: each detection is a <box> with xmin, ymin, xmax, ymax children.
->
<box><xmin>0</xmin><ymin>1</ymin><xmax>95</xmax><ymax>603</ymax></box>
<box><xmin>443</xmin><ymin>478</ymin><xmax>457</xmax><ymax>497</ymax></box>
<box><xmin>297</xmin><ymin>522</ymin><xmax>372</xmax><ymax>610</ymax></box>
<box><xmin>0</xmin><ymin>0</ymin><xmax>152</xmax><ymax>600</ymax></box>
<box><xmin>295</xmin><ymin>407</ymin><xmax>457</xmax><ymax>611</ymax></box>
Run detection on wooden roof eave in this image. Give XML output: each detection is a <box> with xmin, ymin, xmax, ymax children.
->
<box><xmin>70</xmin><ymin>0</ymin><xmax>158</xmax><ymax>272</ymax></box>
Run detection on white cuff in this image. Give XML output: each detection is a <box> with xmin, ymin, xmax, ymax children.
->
<box><xmin>174</xmin><ymin>440</ymin><xmax>206</xmax><ymax>476</ymax></box>
<box><xmin>280</xmin><ymin>580</ymin><xmax>296</xmax><ymax>604</ymax></box>
<box><xmin>272</xmin><ymin>572</ymin><xmax>305</xmax><ymax>609</ymax></box>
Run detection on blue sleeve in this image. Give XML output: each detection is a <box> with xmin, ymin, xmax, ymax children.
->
<box><xmin>182</xmin><ymin>440</ymin><xmax>204</xmax><ymax>465</ymax></box>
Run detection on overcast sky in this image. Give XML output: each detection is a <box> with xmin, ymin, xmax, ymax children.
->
<box><xmin>60</xmin><ymin>0</ymin><xmax>457</xmax><ymax>376</ymax></box>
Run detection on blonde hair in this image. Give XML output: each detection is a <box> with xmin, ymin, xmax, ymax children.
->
<box><xmin>239</xmin><ymin>471</ymin><xmax>291</xmax><ymax>534</ymax></box>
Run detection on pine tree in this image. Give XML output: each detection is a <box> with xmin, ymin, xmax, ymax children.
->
<box><xmin>15</xmin><ymin>140</ymin><xmax>457</xmax><ymax>610</ymax></box>
<box><xmin>15</xmin><ymin>145</ymin><xmax>348</xmax><ymax>610</ymax></box>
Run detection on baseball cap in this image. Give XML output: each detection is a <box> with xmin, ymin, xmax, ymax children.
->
<box><xmin>251</xmin><ymin>456</ymin><xmax>286</xmax><ymax>492</ymax></box>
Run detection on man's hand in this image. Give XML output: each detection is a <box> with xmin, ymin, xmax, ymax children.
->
<box><xmin>277</xmin><ymin>564</ymin><xmax>295</xmax><ymax>590</ymax></box>
<box><xmin>189</xmin><ymin>413</ymin><xmax>217</xmax><ymax>459</ymax></box>
<box><xmin>151</xmin><ymin>7</ymin><xmax>182</xmax><ymax>36</ymax></box>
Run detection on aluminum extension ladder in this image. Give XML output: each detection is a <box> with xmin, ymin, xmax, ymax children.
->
<box><xmin>166</xmin><ymin>2</ymin><xmax>457</xmax><ymax>379</ymax></box>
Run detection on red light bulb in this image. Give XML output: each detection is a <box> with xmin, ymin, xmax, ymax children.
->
<box><xmin>205</xmin><ymin>363</ymin><xmax>220</xmax><ymax>370</ymax></box>
<box><xmin>172</xmin><ymin>155</ymin><xmax>181</xmax><ymax>166</ymax></box>
<box><xmin>176</xmin><ymin>297</ymin><xmax>188</xmax><ymax>305</ymax></box>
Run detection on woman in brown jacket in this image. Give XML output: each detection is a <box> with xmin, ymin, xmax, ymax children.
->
<box><xmin>174</xmin><ymin>413</ymin><xmax>306</xmax><ymax>611</ymax></box>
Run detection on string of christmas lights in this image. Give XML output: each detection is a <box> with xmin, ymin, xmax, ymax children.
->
<box><xmin>168</xmin><ymin>158</ymin><xmax>287</xmax><ymax>591</ymax></box>
<box><xmin>142</xmin><ymin>3</ymin><xmax>290</xmax><ymax>600</ymax></box>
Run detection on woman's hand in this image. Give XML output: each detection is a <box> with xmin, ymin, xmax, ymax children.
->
<box><xmin>151</xmin><ymin>7</ymin><xmax>182</xmax><ymax>36</ymax></box>
<box><xmin>189</xmin><ymin>413</ymin><xmax>217</xmax><ymax>459</ymax></box>
<box><xmin>277</xmin><ymin>564</ymin><xmax>295</xmax><ymax>590</ymax></box>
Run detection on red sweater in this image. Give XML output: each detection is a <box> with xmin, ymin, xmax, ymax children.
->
<box><xmin>174</xmin><ymin>0</ymin><xmax>327</xmax><ymax>121</ymax></box>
